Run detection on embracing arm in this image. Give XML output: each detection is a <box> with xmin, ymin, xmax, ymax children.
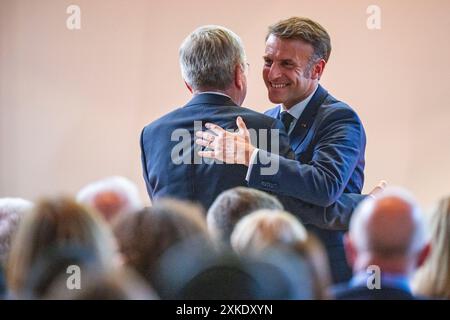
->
<box><xmin>248</xmin><ymin>107</ymin><xmax>366</xmax><ymax>206</ymax></box>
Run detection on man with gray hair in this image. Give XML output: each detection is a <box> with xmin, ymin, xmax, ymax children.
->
<box><xmin>140</xmin><ymin>25</ymin><xmax>368</xmax><ymax>229</ymax></box>
<box><xmin>332</xmin><ymin>187</ymin><xmax>430</xmax><ymax>299</ymax></box>
<box><xmin>77</xmin><ymin>176</ymin><xmax>143</xmax><ymax>223</ymax></box>
<box><xmin>207</xmin><ymin>187</ymin><xmax>283</xmax><ymax>244</ymax></box>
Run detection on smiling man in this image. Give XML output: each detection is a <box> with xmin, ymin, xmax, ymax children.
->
<box><xmin>197</xmin><ymin>17</ymin><xmax>367</xmax><ymax>283</ymax></box>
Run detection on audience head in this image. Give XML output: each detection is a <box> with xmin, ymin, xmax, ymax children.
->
<box><xmin>179</xmin><ymin>25</ymin><xmax>248</xmax><ymax>105</ymax></box>
<box><xmin>113</xmin><ymin>198</ymin><xmax>211</xmax><ymax>290</ymax></box>
<box><xmin>7</xmin><ymin>197</ymin><xmax>117</xmax><ymax>297</ymax></box>
<box><xmin>207</xmin><ymin>187</ymin><xmax>283</xmax><ymax>245</ymax></box>
<box><xmin>412</xmin><ymin>195</ymin><xmax>450</xmax><ymax>299</ymax></box>
<box><xmin>345</xmin><ymin>187</ymin><xmax>430</xmax><ymax>277</ymax></box>
<box><xmin>157</xmin><ymin>242</ymin><xmax>307</xmax><ymax>300</ymax></box>
<box><xmin>0</xmin><ymin>198</ymin><xmax>33</xmax><ymax>267</ymax></box>
<box><xmin>76</xmin><ymin>176</ymin><xmax>143</xmax><ymax>223</ymax></box>
<box><xmin>230</xmin><ymin>209</ymin><xmax>331</xmax><ymax>299</ymax></box>
<box><xmin>231</xmin><ymin>209</ymin><xmax>308</xmax><ymax>256</ymax></box>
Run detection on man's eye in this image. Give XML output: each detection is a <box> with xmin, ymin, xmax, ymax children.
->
<box><xmin>264</xmin><ymin>60</ymin><xmax>272</xmax><ymax>66</ymax></box>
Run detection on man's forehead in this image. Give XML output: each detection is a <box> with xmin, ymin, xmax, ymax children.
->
<box><xmin>264</xmin><ymin>35</ymin><xmax>313</xmax><ymax>60</ymax></box>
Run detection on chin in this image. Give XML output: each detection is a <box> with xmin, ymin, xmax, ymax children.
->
<box><xmin>268</xmin><ymin>94</ymin><xmax>284</xmax><ymax>104</ymax></box>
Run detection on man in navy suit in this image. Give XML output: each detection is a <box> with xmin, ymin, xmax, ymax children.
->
<box><xmin>141</xmin><ymin>25</ymin><xmax>369</xmax><ymax>231</ymax></box>
<box><xmin>332</xmin><ymin>187</ymin><xmax>430</xmax><ymax>299</ymax></box>
<box><xmin>197</xmin><ymin>17</ymin><xmax>366</xmax><ymax>283</ymax></box>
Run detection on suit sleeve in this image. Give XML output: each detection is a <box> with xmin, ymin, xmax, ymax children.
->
<box><xmin>248</xmin><ymin>106</ymin><xmax>365</xmax><ymax>207</ymax></box>
<box><xmin>277</xmin><ymin>193</ymin><xmax>367</xmax><ymax>230</ymax></box>
<box><xmin>260</xmin><ymin>117</ymin><xmax>365</xmax><ymax>230</ymax></box>
<box><xmin>140</xmin><ymin>127</ymin><xmax>153</xmax><ymax>200</ymax></box>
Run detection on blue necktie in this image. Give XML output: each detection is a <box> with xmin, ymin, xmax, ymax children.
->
<box><xmin>280</xmin><ymin>111</ymin><xmax>295</xmax><ymax>131</ymax></box>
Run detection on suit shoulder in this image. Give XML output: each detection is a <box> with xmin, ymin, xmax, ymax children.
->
<box><xmin>320</xmin><ymin>95</ymin><xmax>363</xmax><ymax>124</ymax></box>
<box><xmin>142</xmin><ymin>106</ymin><xmax>184</xmax><ymax>133</ymax></box>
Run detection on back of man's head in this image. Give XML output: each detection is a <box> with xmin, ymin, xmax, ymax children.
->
<box><xmin>207</xmin><ymin>187</ymin><xmax>283</xmax><ymax>244</ymax></box>
<box><xmin>76</xmin><ymin>176</ymin><xmax>142</xmax><ymax>223</ymax></box>
<box><xmin>346</xmin><ymin>187</ymin><xmax>429</xmax><ymax>275</ymax></box>
<box><xmin>179</xmin><ymin>25</ymin><xmax>246</xmax><ymax>91</ymax></box>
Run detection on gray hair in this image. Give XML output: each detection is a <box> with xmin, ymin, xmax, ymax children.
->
<box><xmin>349</xmin><ymin>187</ymin><xmax>428</xmax><ymax>257</ymax></box>
<box><xmin>207</xmin><ymin>187</ymin><xmax>283</xmax><ymax>244</ymax></box>
<box><xmin>0</xmin><ymin>197</ymin><xmax>33</xmax><ymax>266</ymax></box>
<box><xmin>76</xmin><ymin>176</ymin><xmax>143</xmax><ymax>221</ymax></box>
<box><xmin>179</xmin><ymin>25</ymin><xmax>247</xmax><ymax>91</ymax></box>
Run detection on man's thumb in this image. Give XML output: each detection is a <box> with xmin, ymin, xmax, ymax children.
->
<box><xmin>236</xmin><ymin>116</ymin><xmax>248</xmax><ymax>133</ymax></box>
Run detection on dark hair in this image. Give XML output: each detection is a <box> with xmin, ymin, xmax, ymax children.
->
<box><xmin>113</xmin><ymin>199</ymin><xmax>210</xmax><ymax>288</ymax></box>
<box><xmin>267</xmin><ymin>17</ymin><xmax>332</xmax><ymax>63</ymax></box>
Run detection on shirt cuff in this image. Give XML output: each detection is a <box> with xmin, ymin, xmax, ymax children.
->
<box><xmin>245</xmin><ymin>148</ymin><xmax>260</xmax><ymax>181</ymax></box>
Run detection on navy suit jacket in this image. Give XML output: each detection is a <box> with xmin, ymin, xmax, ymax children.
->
<box><xmin>248</xmin><ymin>85</ymin><xmax>366</xmax><ymax>283</ymax></box>
<box><xmin>140</xmin><ymin>93</ymin><xmax>365</xmax><ymax>229</ymax></box>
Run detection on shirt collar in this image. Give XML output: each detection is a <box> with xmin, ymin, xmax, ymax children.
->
<box><xmin>197</xmin><ymin>91</ymin><xmax>232</xmax><ymax>99</ymax></box>
<box><xmin>280</xmin><ymin>85</ymin><xmax>318</xmax><ymax>120</ymax></box>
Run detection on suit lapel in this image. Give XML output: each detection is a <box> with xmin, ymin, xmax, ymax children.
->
<box><xmin>289</xmin><ymin>85</ymin><xmax>328</xmax><ymax>151</ymax></box>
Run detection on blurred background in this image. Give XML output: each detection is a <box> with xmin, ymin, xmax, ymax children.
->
<box><xmin>1</xmin><ymin>0</ymin><xmax>449</xmax><ymax>209</ymax></box>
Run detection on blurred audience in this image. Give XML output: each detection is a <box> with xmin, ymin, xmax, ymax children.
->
<box><xmin>1</xmin><ymin>182</ymin><xmax>445</xmax><ymax>301</ymax></box>
<box><xmin>45</xmin><ymin>267</ymin><xmax>158</xmax><ymax>300</ymax></box>
<box><xmin>412</xmin><ymin>195</ymin><xmax>450</xmax><ymax>299</ymax></box>
<box><xmin>77</xmin><ymin>176</ymin><xmax>143</xmax><ymax>223</ymax></box>
<box><xmin>334</xmin><ymin>187</ymin><xmax>430</xmax><ymax>299</ymax></box>
<box><xmin>231</xmin><ymin>209</ymin><xmax>332</xmax><ymax>299</ymax></box>
<box><xmin>231</xmin><ymin>209</ymin><xmax>308</xmax><ymax>255</ymax></box>
<box><xmin>207</xmin><ymin>187</ymin><xmax>283</xmax><ymax>245</ymax></box>
<box><xmin>156</xmin><ymin>239</ymin><xmax>307</xmax><ymax>299</ymax></box>
<box><xmin>6</xmin><ymin>197</ymin><xmax>117</xmax><ymax>298</ymax></box>
<box><xmin>113</xmin><ymin>199</ymin><xmax>212</xmax><ymax>294</ymax></box>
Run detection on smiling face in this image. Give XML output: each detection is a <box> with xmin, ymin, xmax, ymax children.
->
<box><xmin>263</xmin><ymin>34</ymin><xmax>321</xmax><ymax>109</ymax></box>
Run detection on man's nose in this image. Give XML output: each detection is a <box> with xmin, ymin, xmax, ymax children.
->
<box><xmin>268</xmin><ymin>63</ymin><xmax>282</xmax><ymax>80</ymax></box>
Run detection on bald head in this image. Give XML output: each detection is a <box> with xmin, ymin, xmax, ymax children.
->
<box><xmin>349</xmin><ymin>188</ymin><xmax>428</xmax><ymax>262</ymax></box>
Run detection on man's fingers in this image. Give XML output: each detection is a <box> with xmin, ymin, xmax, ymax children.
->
<box><xmin>195</xmin><ymin>138</ymin><xmax>214</xmax><ymax>148</ymax></box>
<box><xmin>205</xmin><ymin>123</ymin><xmax>225</xmax><ymax>135</ymax></box>
<box><xmin>369</xmin><ymin>180</ymin><xmax>388</xmax><ymax>196</ymax></box>
<box><xmin>198</xmin><ymin>150</ymin><xmax>216</xmax><ymax>159</ymax></box>
<box><xmin>195</xmin><ymin>130</ymin><xmax>216</xmax><ymax>142</ymax></box>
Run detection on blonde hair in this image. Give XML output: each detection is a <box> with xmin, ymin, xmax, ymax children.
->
<box><xmin>231</xmin><ymin>209</ymin><xmax>307</xmax><ymax>256</ymax></box>
<box><xmin>230</xmin><ymin>209</ymin><xmax>331</xmax><ymax>299</ymax></box>
<box><xmin>412</xmin><ymin>196</ymin><xmax>450</xmax><ymax>299</ymax></box>
<box><xmin>7</xmin><ymin>197</ymin><xmax>117</xmax><ymax>296</ymax></box>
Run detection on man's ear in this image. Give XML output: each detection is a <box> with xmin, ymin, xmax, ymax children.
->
<box><xmin>184</xmin><ymin>81</ymin><xmax>193</xmax><ymax>93</ymax></box>
<box><xmin>417</xmin><ymin>243</ymin><xmax>431</xmax><ymax>268</ymax></box>
<box><xmin>344</xmin><ymin>233</ymin><xmax>356</xmax><ymax>268</ymax></box>
<box><xmin>311</xmin><ymin>59</ymin><xmax>326</xmax><ymax>80</ymax></box>
<box><xmin>234</xmin><ymin>65</ymin><xmax>244</xmax><ymax>90</ymax></box>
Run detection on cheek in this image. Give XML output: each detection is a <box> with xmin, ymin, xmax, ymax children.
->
<box><xmin>262</xmin><ymin>68</ymin><xmax>269</xmax><ymax>81</ymax></box>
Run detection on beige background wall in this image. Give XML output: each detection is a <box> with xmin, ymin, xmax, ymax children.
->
<box><xmin>1</xmin><ymin>0</ymin><xmax>449</xmax><ymax>209</ymax></box>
